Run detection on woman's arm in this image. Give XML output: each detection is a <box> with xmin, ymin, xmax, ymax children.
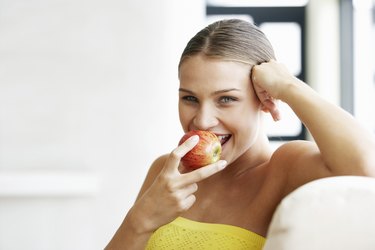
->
<box><xmin>104</xmin><ymin>208</ymin><xmax>154</xmax><ymax>250</ymax></box>
<box><xmin>252</xmin><ymin>60</ymin><xmax>375</xmax><ymax>177</ymax></box>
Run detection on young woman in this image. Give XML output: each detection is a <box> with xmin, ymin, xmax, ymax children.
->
<box><xmin>105</xmin><ymin>19</ymin><xmax>375</xmax><ymax>249</ymax></box>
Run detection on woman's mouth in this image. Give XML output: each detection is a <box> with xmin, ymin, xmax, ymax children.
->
<box><xmin>216</xmin><ymin>134</ymin><xmax>231</xmax><ymax>146</ymax></box>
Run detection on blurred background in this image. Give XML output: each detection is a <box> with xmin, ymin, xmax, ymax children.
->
<box><xmin>0</xmin><ymin>0</ymin><xmax>374</xmax><ymax>249</ymax></box>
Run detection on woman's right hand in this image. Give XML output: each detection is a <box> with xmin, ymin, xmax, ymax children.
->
<box><xmin>131</xmin><ymin>135</ymin><xmax>227</xmax><ymax>234</ymax></box>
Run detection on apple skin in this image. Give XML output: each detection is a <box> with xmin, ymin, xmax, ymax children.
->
<box><xmin>178</xmin><ymin>130</ymin><xmax>222</xmax><ymax>170</ymax></box>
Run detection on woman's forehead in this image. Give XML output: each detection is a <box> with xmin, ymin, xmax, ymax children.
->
<box><xmin>179</xmin><ymin>55</ymin><xmax>252</xmax><ymax>87</ymax></box>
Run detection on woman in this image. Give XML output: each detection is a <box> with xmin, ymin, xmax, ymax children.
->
<box><xmin>105</xmin><ymin>19</ymin><xmax>375</xmax><ymax>249</ymax></box>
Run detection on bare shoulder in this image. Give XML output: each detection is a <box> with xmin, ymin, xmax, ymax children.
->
<box><xmin>135</xmin><ymin>154</ymin><xmax>169</xmax><ymax>201</ymax></box>
<box><xmin>270</xmin><ymin>140</ymin><xmax>318</xmax><ymax>163</ymax></box>
<box><xmin>269</xmin><ymin>140</ymin><xmax>332</xmax><ymax>196</ymax></box>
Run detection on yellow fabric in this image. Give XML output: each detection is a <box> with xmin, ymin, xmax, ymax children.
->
<box><xmin>146</xmin><ymin>217</ymin><xmax>266</xmax><ymax>250</ymax></box>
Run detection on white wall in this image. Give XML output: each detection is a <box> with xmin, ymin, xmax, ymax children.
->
<box><xmin>0</xmin><ymin>0</ymin><xmax>205</xmax><ymax>249</ymax></box>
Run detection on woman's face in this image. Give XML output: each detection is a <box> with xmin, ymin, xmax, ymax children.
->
<box><xmin>178</xmin><ymin>54</ymin><xmax>262</xmax><ymax>164</ymax></box>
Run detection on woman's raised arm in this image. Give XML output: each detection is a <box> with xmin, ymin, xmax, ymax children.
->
<box><xmin>252</xmin><ymin>60</ymin><xmax>375</xmax><ymax>177</ymax></box>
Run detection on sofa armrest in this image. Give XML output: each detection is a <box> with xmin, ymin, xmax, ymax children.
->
<box><xmin>264</xmin><ymin>176</ymin><xmax>375</xmax><ymax>250</ymax></box>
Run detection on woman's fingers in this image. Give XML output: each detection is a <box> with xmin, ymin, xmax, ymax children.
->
<box><xmin>178</xmin><ymin>160</ymin><xmax>227</xmax><ymax>186</ymax></box>
<box><xmin>172</xmin><ymin>183</ymin><xmax>198</xmax><ymax>211</ymax></box>
<box><xmin>158</xmin><ymin>135</ymin><xmax>227</xmax><ymax>209</ymax></box>
<box><xmin>262</xmin><ymin>99</ymin><xmax>281</xmax><ymax>121</ymax></box>
<box><xmin>180</xmin><ymin>194</ymin><xmax>196</xmax><ymax>211</ymax></box>
<box><xmin>181</xmin><ymin>183</ymin><xmax>198</xmax><ymax>196</ymax></box>
<box><xmin>164</xmin><ymin>135</ymin><xmax>199</xmax><ymax>174</ymax></box>
<box><xmin>252</xmin><ymin>69</ymin><xmax>281</xmax><ymax>122</ymax></box>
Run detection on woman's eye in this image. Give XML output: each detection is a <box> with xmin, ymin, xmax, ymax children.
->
<box><xmin>182</xmin><ymin>96</ymin><xmax>198</xmax><ymax>103</ymax></box>
<box><xmin>219</xmin><ymin>96</ymin><xmax>237</xmax><ymax>104</ymax></box>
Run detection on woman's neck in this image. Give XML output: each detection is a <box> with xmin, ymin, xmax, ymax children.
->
<box><xmin>213</xmin><ymin>133</ymin><xmax>273</xmax><ymax>181</ymax></box>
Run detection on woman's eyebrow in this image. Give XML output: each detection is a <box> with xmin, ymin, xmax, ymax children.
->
<box><xmin>178</xmin><ymin>88</ymin><xmax>194</xmax><ymax>94</ymax></box>
<box><xmin>213</xmin><ymin>88</ymin><xmax>241</xmax><ymax>95</ymax></box>
<box><xmin>179</xmin><ymin>88</ymin><xmax>241</xmax><ymax>95</ymax></box>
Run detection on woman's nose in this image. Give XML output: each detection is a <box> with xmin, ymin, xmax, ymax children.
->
<box><xmin>193</xmin><ymin>105</ymin><xmax>218</xmax><ymax>130</ymax></box>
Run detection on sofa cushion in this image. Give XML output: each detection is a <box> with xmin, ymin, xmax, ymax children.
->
<box><xmin>264</xmin><ymin>176</ymin><xmax>375</xmax><ymax>250</ymax></box>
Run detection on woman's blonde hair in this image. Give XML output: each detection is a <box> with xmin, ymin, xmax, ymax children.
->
<box><xmin>178</xmin><ymin>19</ymin><xmax>275</xmax><ymax>69</ymax></box>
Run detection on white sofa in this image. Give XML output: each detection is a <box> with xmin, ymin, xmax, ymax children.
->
<box><xmin>264</xmin><ymin>176</ymin><xmax>375</xmax><ymax>250</ymax></box>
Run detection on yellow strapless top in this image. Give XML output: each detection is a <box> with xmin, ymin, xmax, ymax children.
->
<box><xmin>146</xmin><ymin>217</ymin><xmax>266</xmax><ymax>250</ymax></box>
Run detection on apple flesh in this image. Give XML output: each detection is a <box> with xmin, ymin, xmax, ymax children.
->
<box><xmin>178</xmin><ymin>130</ymin><xmax>222</xmax><ymax>170</ymax></box>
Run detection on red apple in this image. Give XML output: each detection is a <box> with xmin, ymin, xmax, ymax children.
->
<box><xmin>178</xmin><ymin>130</ymin><xmax>222</xmax><ymax>170</ymax></box>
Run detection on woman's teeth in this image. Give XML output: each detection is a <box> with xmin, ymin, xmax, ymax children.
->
<box><xmin>217</xmin><ymin>135</ymin><xmax>231</xmax><ymax>145</ymax></box>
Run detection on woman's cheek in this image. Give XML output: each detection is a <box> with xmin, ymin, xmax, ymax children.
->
<box><xmin>179</xmin><ymin>108</ymin><xmax>193</xmax><ymax>131</ymax></box>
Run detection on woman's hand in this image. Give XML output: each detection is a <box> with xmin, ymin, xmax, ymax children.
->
<box><xmin>251</xmin><ymin>60</ymin><xmax>298</xmax><ymax>121</ymax></box>
<box><xmin>105</xmin><ymin>136</ymin><xmax>227</xmax><ymax>249</ymax></box>
<box><xmin>132</xmin><ymin>135</ymin><xmax>227</xmax><ymax>234</ymax></box>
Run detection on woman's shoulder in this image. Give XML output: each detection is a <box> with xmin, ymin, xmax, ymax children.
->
<box><xmin>270</xmin><ymin>140</ymin><xmax>317</xmax><ymax>163</ymax></box>
<box><xmin>268</xmin><ymin>140</ymin><xmax>331</xmax><ymax>196</ymax></box>
<box><xmin>266</xmin><ymin>140</ymin><xmax>315</xmax><ymax>173</ymax></box>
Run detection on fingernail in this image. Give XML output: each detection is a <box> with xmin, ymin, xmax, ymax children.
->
<box><xmin>218</xmin><ymin>160</ymin><xmax>227</xmax><ymax>169</ymax></box>
<box><xmin>189</xmin><ymin>135</ymin><xmax>199</xmax><ymax>144</ymax></box>
<box><xmin>274</xmin><ymin>114</ymin><xmax>281</xmax><ymax>122</ymax></box>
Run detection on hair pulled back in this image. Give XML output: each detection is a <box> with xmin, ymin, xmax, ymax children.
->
<box><xmin>178</xmin><ymin>19</ymin><xmax>276</xmax><ymax>70</ymax></box>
